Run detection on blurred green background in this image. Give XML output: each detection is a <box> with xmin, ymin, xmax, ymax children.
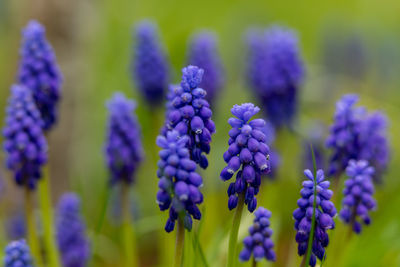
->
<box><xmin>1</xmin><ymin>0</ymin><xmax>400</xmax><ymax>266</ymax></box>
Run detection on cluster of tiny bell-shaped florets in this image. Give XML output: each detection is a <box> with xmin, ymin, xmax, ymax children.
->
<box><xmin>163</xmin><ymin>66</ymin><xmax>215</xmax><ymax>169</ymax></box>
<box><xmin>340</xmin><ymin>160</ymin><xmax>376</xmax><ymax>234</ymax></box>
<box><xmin>56</xmin><ymin>193</ymin><xmax>90</xmax><ymax>267</ymax></box>
<box><xmin>156</xmin><ymin>130</ymin><xmax>204</xmax><ymax>232</ymax></box>
<box><xmin>18</xmin><ymin>20</ymin><xmax>63</xmax><ymax>131</ymax></box>
<box><xmin>220</xmin><ymin>103</ymin><xmax>270</xmax><ymax>212</ymax></box>
<box><xmin>4</xmin><ymin>239</ymin><xmax>33</xmax><ymax>267</ymax></box>
<box><xmin>239</xmin><ymin>207</ymin><xmax>276</xmax><ymax>263</ymax></box>
<box><xmin>326</xmin><ymin>94</ymin><xmax>364</xmax><ymax>177</ymax></box>
<box><xmin>293</xmin><ymin>169</ymin><xmax>336</xmax><ymax>267</ymax></box>
<box><xmin>132</xmin><ymin>20</ymin><xmax>169</xmax><ymax>106</ymax></box>
<box><xmin>104</xmin><ymin>92</ymin><xmax>143</xmax><ymax>185</ymax></box>
<box><xmin>3</xmin><ymin>85</ymin><xmax>47</xmax><ymax>189</ymax></box>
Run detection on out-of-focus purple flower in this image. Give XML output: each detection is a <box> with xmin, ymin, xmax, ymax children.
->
<box><xmin>326</xmin><ymin>94</ymin><xmax>364</xmax><ymax>177</ymax></box>
<box><xmin>163</xmin><ymin>66</ymin><xmax>215</xmax><ymax>169</ymax></box>
<box><xmin>132</xmin><ymin>20</ymin><xmax>169</xmax><ymax>106</ymax></box>
<box><xmin>156</xmin><ymin>130</ymin><xmax>204</xmax><ymax>232</ymax></box>
<box><xmin>246</xmin><ymin>26</ymin><xmax>304</xmax><ymax>129</ymax></box>
<box><xmin>18</xmin><ymin>20</ymin><xmax>62</xmax><ymax>131</ymax></box>
<box><xmin>239</xmin><ymin>207</ymin><xmax>276</xmax><ymax>262</ymax></box>
<box><xmin>293</xmin><ymin>169</ymin><xmax>336</xmax><ymax>266</ymax></box>
<box><xmin>220</xmin><ymin>103</ymin><xmax>270</xmax><ymax>212</ymax></box>
<box><xmin>2</xmin><ymin>85</ymin><xmax>47</xmax><ymax>189</ymax></box>
<box><xmin>340</xmin><ymin>160</ymin><xmax>376</xmax><ymax>233</ymax></box>
<box><xmin>6</xmin><ymin>214</ymin><xmax>26</xmax><ymax>240</ymax></box>
<box><xmin>358</xmin><ymin>112</ymin><xmax>389</xmax><ymax>183</ymax></box>
<box><xmin>187</xmin><ymin>31</ymin><xmax>224</xmax><ymax>106</ymax></box>
<box><xmin>104</xmin><ymin>92</ymin><xmax>143</xmax><ymax>185</ymax></box>
<box><xmin>4</xmin><ymin>239</ymin><xmax>33</xmax><ymax>267</ymax></box>
<box><xmin>56</xmin><ymin>193</ymin><xmax>90</xmax><ymax>267</ymax></box>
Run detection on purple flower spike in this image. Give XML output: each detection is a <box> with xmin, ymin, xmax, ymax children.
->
<box><xmin>162</xmin><ymin>66</ymin><xmax>215</xmax><ymax>169</ymax></box>
<box><xmin>156</xmin><ymin>130</ymin><xmax>204</xmax><ymax>232</ymax></box>
<box><xmin>239</xmin><ymin>207</ymin><xmax>276</xmax><ymax>263</ymax></box>
<box><xmin>132</xmin><ymin>20</ymin><xmax>169</xmax><ymax>106</ymax></box>
<box><xmin>2</xmin><ymin>85</ymin><xmax>48</xmax><ymax>189</ymax></box>
<box><xmin>104</xmin><ymin>92</ymin><xmax>143</xmax><ymax>185</ymax></box>
<box><xmin>340</xmin><ymin>160</ymin><xmax>376</xmax><ymax>233</ymax></box>
<box><xmin>221</xmin><ymin>103</ymin><xmax>270</xmax><ymax>212</ymax></box>
<box><xmin>293</xmin><ymin>169</ymin><xmax>336</xmax><ymax>267</ymax></box>
<box><xmin>4</xmin><ymin>239</ymin><xmax>33</xmax><ymax>267</ymax></box>
<box><xmin>246</xmin><ymin>26</ymin><xmax>304</xmax><ymax>129</ymax></box>
<box><xmin>326</xmin><ymin>94</ymin><xmax>364</xmax><ymax>177</ymax></box>
<box><xmin>56</xmin><ymin>193</ymin><xmax>90</xmax><ymax>267</ymax></box>
<box><xmin>187</xmin><ymin>31</ymin><xmax>224</xmax><ymax>106</ymax></box>
<box><xmin>18</xmin><ymin>20</ymin><xmax>63</xmax><ymax>131</ymax></box>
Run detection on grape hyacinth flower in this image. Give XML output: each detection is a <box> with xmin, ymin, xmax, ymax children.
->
<box><xmin>339</xmin><ymin>160</ymin><xmax>376</xmax><ymax>234</ymax></box>
<box><xmin>246</xmin><ymin>26</ymin><xmax>304</xmax><ymax>129</ymax></box>
<box><xmin>4</xmin><ymin>240</ymin><xmax>33</xmax><ymax>267</ymax></box>
<box><xmin>132</xmin><ymin>20</ymin><xmax>169</xmax><ymax>106</ymax></box>
<box><xmin>156</xmin><ymin>130</ymin><xmax>203</xmax><ymax>232</ymax></box>
<box><xmin>18</xmin><ymin>20</ymin><xmax>62</xmax><ymax>131</ymax></box>
<box><xmin>104</xmin><ymin>92</ymin><xmax>143</xmax><ymax>185</ymax></box>
<box><xmin>358</xmin><ymin>112</ymin><xmax>389</xmax><ymax>183</ymax></box>
<box><xmin>293</xmin><ymin>169</ymin><xmax>336</xmax><ymax>266</ymax></box>
<box><xmin>220</xmin><ymin>103</ymin><xmax>270</xmax><ymax>212</ymax></box>
<box><xmin>56</xmin><ymin>193</ymin><xmax>90</xmax><ymax>267</ymax></box>
<box><xmin>6</xmin><ymin>214</ymin><xmax>26</xmax><ymax>240</ymax></box>
<box><xmin>326</xmin><ymin>94</ymin><xmax>364</xmax><ymax>178</ymax></box>
<box><xmin>163</xmin><ymin>66</ymin><xmax>215</xmax><ymax>169</ymax></box>
<box><xmin>187</xmin><ymin>31</ymin><xmax>224</xmax><ymax>106</ymax></box>
<box><xmin>239</xmin><ymin>207</ymin><xmax>276</xmax><ymax>263</ymax></box>
<box><xmin>2</xmin><ymin>85</ymin><xmax>47</xmax><ymax>189</ymax></box>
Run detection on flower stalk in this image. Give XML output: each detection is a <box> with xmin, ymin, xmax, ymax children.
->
<box><xmin>174</xmin><ymin>219</ymin><xmax>185</xmax><ymax>267</ymax></box>
<box><xmin>121</xmin><ymin>183</ymin><xmax>138</xmax><ymax>267</ymax></box>
<box><xmin>227</xmin><ymin>193</ymin><xmax>245</xmax><ymax>267</ymax></box>
<box><xmin>25</xmin><ymin>186</ymin><xmax>42</xmax><ymax>266</ymax></box>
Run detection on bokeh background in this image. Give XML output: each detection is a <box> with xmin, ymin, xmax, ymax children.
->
<box><xmin>1</xmin><ymin>0</ymin><xmax>400</xmax><ymax>266</ymax></box>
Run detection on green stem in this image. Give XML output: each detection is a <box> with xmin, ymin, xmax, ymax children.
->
<box><xmin>25</xmin><ymin>186</ymin><xmax>43</xmax><ymax>266</ymax></box>
<box><xmin>252</xmin><ymin>257</ymin><xmax>257</xmax><ymax>267</ymax></box>
<box><xmin>174</xmin><ymin>219</ymin><xmax>185</xmax><ymax>267</ymax></box>
<box><xmin>227</xmin><ymin>193</ymin><xmax>245</xmax><ymax>267</ymax></box>
<box><xmin>121</xmin><ymin>183</ymin><xmax>138</xmax><ymax>267</ymax></box>
<box><xmin>38</xmin><ymin>165</ymin><xmax>61</xmax><ymax>267</ymax></box>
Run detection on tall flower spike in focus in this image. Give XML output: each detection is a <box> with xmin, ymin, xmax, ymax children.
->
<box><xmin>163</xmin><ymin>66</ymin><xmax>215</xmax><ymax>169</ymax></box>
<box><xmin>358</xmin><ymin>112</ymin><xmax>390</xmax><ymax>183</ymax></box>
<box><xmin>293</xmin><ymin>169</ymin><xmax>336</xmax><ymax>266</ymax></box>
<box><xmin>4</xmin><ymin>239</ymin><xmax>34</xmax><ymax>267</ymax></box>
<box><xmin>339</xmin><ymin>160</ymin><xmax>376</xmax><ymax>233</ymax></box>
<box><xmin>326</xmin><ymin>94</ymin><xmax>364</xmax><ymax>178</ymax></box>
<box><xmin>56</xmin><ymin>193</ymin><xmax>90</xmax><ymax>267</ymax></box>
<box><xmin>18</xmin><ymin>20</ymin><xmax>63</xmax><ymax>131</ymax></box>
<box><xmin>132</xmin><ymin>20</ymin><xmax>169</xmax><ymax>106</ymax></box>
<box><xmin>246</xmin><ymin>26</ymin><xmax>304</xmax><ymax>129</ymax></box>
<box><xmin>220</xmin><ymin>103</ymin><xmax>270</xmax><ymax>212</ymax></box>
<box><xmin>156</xmin><ymin>130</ymin><xmax>204</xmax><ymax>232</ymax></box>
<box><xmin>239</xmin><ymin>207</ymin><xmax>276</xmax><ymax>263</ymax></box>
<box><xmin>187</xmin><ymin>31</ymin><xmax>224</xmax><ymax>106</ymax></box>
<box><xmin>105</xmin><ymin>92</ymin><xmax>143</xmax><ymax>185</ymax></box>
<box><xmin>3</xmin><ymin>85</ymin><xmax>47</xmax><ymax>189</ymax></box>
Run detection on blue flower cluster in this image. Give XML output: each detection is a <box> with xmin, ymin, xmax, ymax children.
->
<box><xmin>163</xmin><ymin>66</ymin><xmax>215</xmax><ymax>169</ymax></box>
<box><xmin>3</xmin><ymin>85</ymin><xmax>47</xmax><ymax>189</ymax></box>
<box><xmin>187</xmin><ymin>31</ymin><xmax>224</xmax><ymax>106</ymax></box>
<box><xmin>239</xmin><ymin>207</ymin><xmax>276</xmax><ymax>262</ymax></box>
<box><xmin>56</xmin><ymin>193</ymin><xmax>90</xmax><ymax>267</ymax></box>
<box><xmin>132</xmin><ymin>20</ymin><xmax>169</xmax><ymax>106</ymax></box>
<box><xmin>326</xmin><ymin>94</ymin><xmax>390</xmax><ymax>181</ymax></box>
<box><xmin>4</xmin><ymin>239</ymin><xmax>33</xmax><ymax>267</ymax></box>
<box><xmin>358</xmin><ymin>112</ymin><xmax>389</xmax><ymax>183</ymax></box>
<box><xmin>293</xmin><ymin>169</ymin><xmax>336</xmax><ymax>267</ymax></box>
<box><xmin>340</xmin><ymin>160</ymin><xmax>376</xmax><ymax>234</ymax></box>
<box><xmin>246</xmin><ymin>26</ymin><xmax>304</xmax><ymax>129</ymax></box>
<box><xmin>104</xmin><ymin>93</ymin><xmax>143</xmax><ymax>185</ymax></box>
<box><xmin>18</xmin><ymin>20</ymin><xmax>62</xmax><ymax>131</ymax></box>
<box><xmin>220</xmin><ymin>103</ymin><xmax>270</xmax><ymax>212</ymax></box>
<box><xmin>156</xmin><ymin>130</ymin><xmax>204</xmax><ymax>232</ymax></box>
